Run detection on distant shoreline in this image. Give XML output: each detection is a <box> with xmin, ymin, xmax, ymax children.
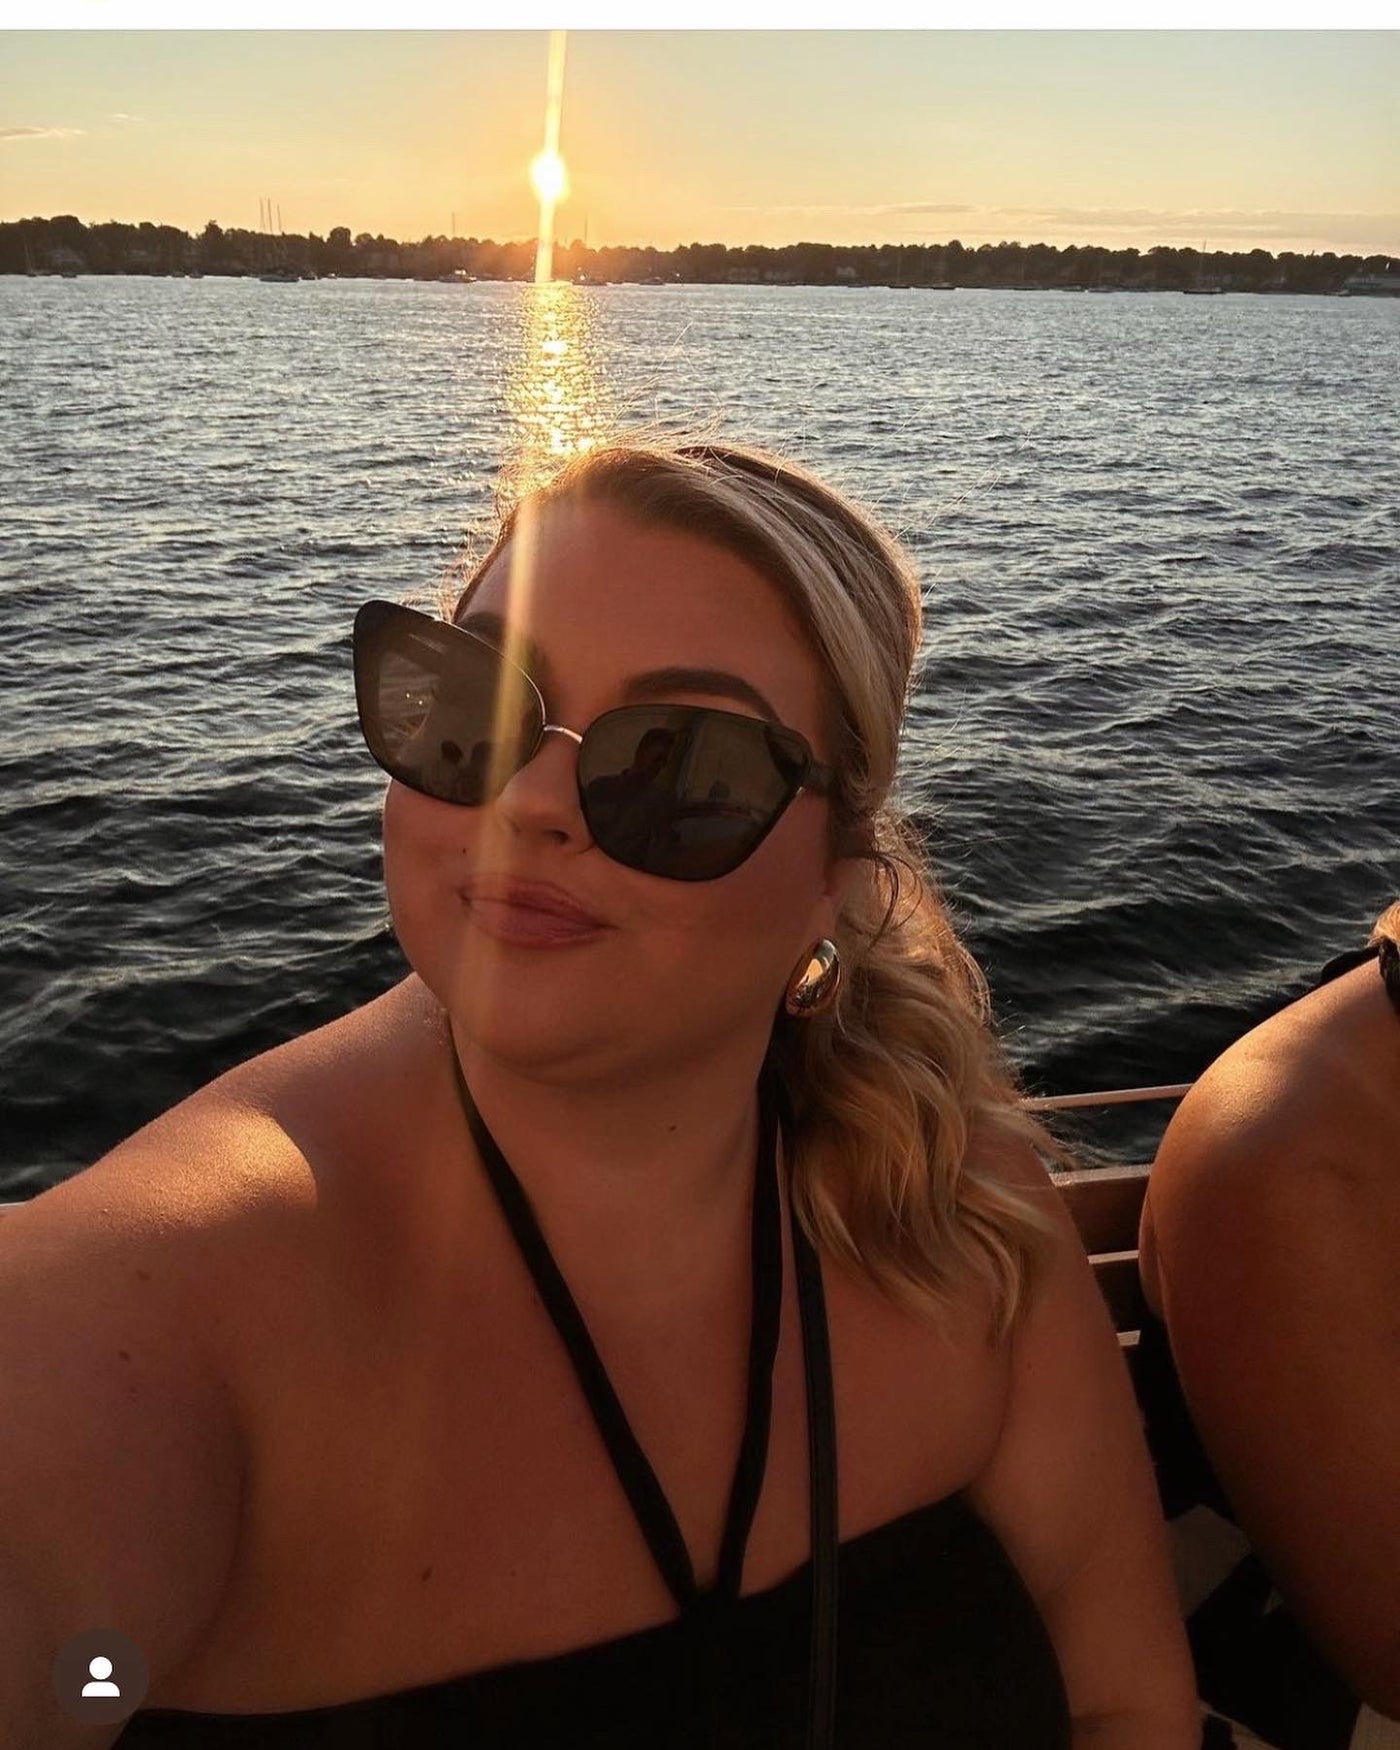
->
<box><xmin>4</xmin><ymin>216</ymin><xmax>1398</xmax><ymax>298</ymax></box>
<box><xmin>9</xmin><ymin>274</ymin><xmax>1399</xmax><ymax>301</ymax></box>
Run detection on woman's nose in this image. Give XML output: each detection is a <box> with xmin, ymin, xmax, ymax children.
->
<box><xmin>493</xmin><ymin>723</ymin><xmax>591</xmax><ymax>848</ymax></box>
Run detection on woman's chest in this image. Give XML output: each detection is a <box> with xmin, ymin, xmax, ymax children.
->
<box><xmin>151</xmin><ymin>1159</ymin><xmax>1007</xmax><ymax>1713</ymax></box>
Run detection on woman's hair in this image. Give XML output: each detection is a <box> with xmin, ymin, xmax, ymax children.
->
<box><xmin>1369</xmin><ymin>899</ymin><xmax>1400</xmax><ymax>948</ymax></box>
<box><xmin>445</xmin><ymin>436</ymin><xmax>1062</xmax><ymax>1337</ymax></box>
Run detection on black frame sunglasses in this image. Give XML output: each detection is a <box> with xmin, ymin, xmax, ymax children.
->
<box><xmin>352</xmin><ymin>599</ymin><xmax>835</xmax><ymax>882</ymax></box>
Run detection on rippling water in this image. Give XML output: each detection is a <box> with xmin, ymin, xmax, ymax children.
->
<box><xmin>1</xmin><ymin>276</ymin><xmax>1396</xmax><ymax>1192</ymax></box>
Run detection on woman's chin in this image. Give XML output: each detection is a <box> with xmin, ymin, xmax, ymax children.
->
<box><xmin>438</xmin><ymin>977</ymin><xmax>624</xmax><ymax>1077</ymax></box>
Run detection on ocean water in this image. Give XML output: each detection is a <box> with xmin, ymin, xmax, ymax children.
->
<box><xmin>1</xmin><ymin>276</ymin><xmax>1396</xmax><ymax>1193</ymax></box>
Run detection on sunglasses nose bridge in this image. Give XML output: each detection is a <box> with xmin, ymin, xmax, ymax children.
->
<box><xmin>488</xmin><ymin>719</ymin><xmax>593</xmax><ymax>850</ymax></box>
<box><xmin>533</xmin><ymin>724</ymin><xmax>587</xmax><ymax>822</ymax></box>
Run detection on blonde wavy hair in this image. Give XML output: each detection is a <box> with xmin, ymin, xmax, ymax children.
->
<box><xmin>445</xmin><ymin>437</ymin><xmax>1062</xmax><ymax>1337</ymax></box>
<box><xmin>1369</xmin><ymin>900</ymin><xmax>1400</xmax><ymax>948</ymax></box>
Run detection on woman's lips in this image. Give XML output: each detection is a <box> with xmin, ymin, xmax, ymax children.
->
<box><xmin>458</xmin><ymin>879</ymin><xmax>610</xmax><ymax>948</ymax></box>
<box><xmin>464</xmin><ymin>897</ymin><xmax>607</xmax><ymax>947</ymax></box>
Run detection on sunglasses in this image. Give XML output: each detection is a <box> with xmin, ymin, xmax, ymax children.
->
<box><xmin>352</xmin><ymin>599</ymin><xmax>835</xmax><ymax>882</ymax></box>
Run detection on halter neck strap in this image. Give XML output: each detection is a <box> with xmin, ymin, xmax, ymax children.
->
<box><xmin>447</xmin><ymin>1041</ymin><xmax>840</xmax><ymax>1747</ymax></box>
<box><xmin>450</xmin><ymin>1045</ymin><xmax>783</xmax><ymax>1612</ymax></box>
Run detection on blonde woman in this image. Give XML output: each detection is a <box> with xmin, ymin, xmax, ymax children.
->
<box><xmin>2</xmin><ymin>440</ymin><xmax>1195</xmax><ymax>1747</ymax></box>
<box><xmin>1140</xmin><ymin>904</ymin><xmax>1400</xmax><ymax>1747</ymax></box>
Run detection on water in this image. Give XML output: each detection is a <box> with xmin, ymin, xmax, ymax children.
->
<box><xmin>1</xmin><ymin>276</ymin><xmax>1396</xmax><ymax>1193</ymax></box>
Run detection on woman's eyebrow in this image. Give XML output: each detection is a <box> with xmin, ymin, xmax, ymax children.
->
<box><xmin>621</xmin><ymin>668</ymin><xmax>780</xmax><ymax>722</ymax></box>
<box><xmin>456</xmin><ymin>611</ymin><xmax>780</xmax><ymax>722</ymax></box>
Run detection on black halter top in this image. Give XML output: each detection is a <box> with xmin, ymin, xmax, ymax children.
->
<box><xmin>115</xmin><ymin>1055</ymin><xmax>1070</xmax><ymax>1748</ymax></box>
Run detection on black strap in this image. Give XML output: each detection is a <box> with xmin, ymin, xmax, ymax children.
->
<box><xmin>1379</xmin><ymin>936</ymin><xmax>1400</xmax><ymax>1015</ymax></box>
<box><xmin>1315</xmin><ymin>942</ymin><xmax>1380</xmax><ymax>985</ymax></box>
<box><xmin>1315</xmin><ymin>938</ymin><xmax>1400</xmax><ymax>1016</ymax></box>
<box><xmin>450</xmin><ymin>1042</ymin><xmax>782</xmax><ymax>1614</ymax></box>
<box><xmin>778</xmin><ymin>1081</ymin><xmax>840</xmax><ymax>1750</ymax></box>
<box><xmin>450</xmin><ymin>1041</ymin><xmax>839</xmax><ymax>1746</ymax></box>
<box><xmin>715</xmin><ymin>1079</ymin><xmax>785</xmax><ymax>1598</ymax></box>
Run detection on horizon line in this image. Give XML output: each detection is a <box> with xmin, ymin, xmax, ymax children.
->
<box><xmin>5</xmin><ymin>213</ymin><xmax>1398</xmax><ymax>262</ymax></box>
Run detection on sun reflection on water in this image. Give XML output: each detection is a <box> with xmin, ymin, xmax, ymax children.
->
<box><xmin>502</xmin><ymin>281</ymin><xmax>611</xmax><ymax>503</ymax></box>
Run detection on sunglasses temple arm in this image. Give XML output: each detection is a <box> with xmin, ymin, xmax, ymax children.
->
<box><xmin>808</xmin><ymin>759</ymin><xmax>837</xmax><ymax>797</ymax></box>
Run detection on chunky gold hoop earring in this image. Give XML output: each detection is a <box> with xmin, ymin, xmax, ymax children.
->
<box><xmin>784</xmin><ymin>939</ymin><xmax>842</xmax><ymax>1018</ymax></box>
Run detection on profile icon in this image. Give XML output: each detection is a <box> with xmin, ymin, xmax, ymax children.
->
<box><xmin>82</xmin><ymin>1654</ymin><xmax>121</xmax><ymax>1696</ymax></box>
<box><xmin>53</xmin><ymin>1628</ymin><xmax>148</xmax><ymax>1721</ymax></box>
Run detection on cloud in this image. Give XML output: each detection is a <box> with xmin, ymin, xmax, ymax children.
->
<box><xmin>0</xmin><ymin>125</ymin><xmax>84</xmax><ymax>142</ymax></box>
<box><xmin>109</xmin><ymin>112</ymin><xmax>143</xmax><ymax>123</ymax></box>
<box><xmin>720</xmin><ymin>199</ymin><xmax>1399</xmax><ymax>250</ymax></box>
<box><xmin>861</xmin><ymin>202</ymin><xmax>978</xmax><ymax>216</ymax></box>
<box><xmin>724</xmin><ymin>200</ymin><xmax>977</xmax><ymax>216</ymax></box>
<box><xmin>994</xmin><ymin>206</ymin><xmax>1400</xmax><ymax>246</ymax></box>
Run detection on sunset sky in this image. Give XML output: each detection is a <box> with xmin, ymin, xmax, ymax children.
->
<box><xmin>3</xmin><ymin>29</ymin><xmax>1397</xmax><ymax>256</ymax></box>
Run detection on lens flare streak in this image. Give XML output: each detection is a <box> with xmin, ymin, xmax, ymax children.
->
<box><xmin>532</xmin><ymin>31</ymin><xmax>569</xmax><ymax>287</ymax></box>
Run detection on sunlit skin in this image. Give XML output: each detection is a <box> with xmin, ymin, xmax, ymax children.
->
<box><xmin>381</xmin><ymin>498</ymin><xmax>855</xmax><ymax>1259</ymax></box>
<box><xmin>1139</xmin><ymin>956</ymin><xmax>1400</xmax><ymax>1713</ymax></box>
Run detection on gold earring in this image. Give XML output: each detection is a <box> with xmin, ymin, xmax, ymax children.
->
<box><xmin>784</xmin><ymin>939</ymin><xmax>842</xmax><ymax>1017</ymax></box>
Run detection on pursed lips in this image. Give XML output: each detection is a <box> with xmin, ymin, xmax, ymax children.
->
<box><xmin>458</xmin><ymin>877</ymin><xmax>610</xmax><ymax>944</ymax></box>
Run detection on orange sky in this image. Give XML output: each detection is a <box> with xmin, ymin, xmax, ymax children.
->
<box><xmin>3</xmin><ymin>32</ymin><xmax>1397</xmax><ymax>255</ymax></box>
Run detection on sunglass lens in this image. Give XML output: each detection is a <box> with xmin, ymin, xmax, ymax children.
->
<box><xmin>579</xmin><ymin>708</ymin><xmax>795</xmax><ymax>879</ymax></box>
<box><xmin>355</xmin><ymin>604</ymin><xmax>539</xmax><ymax>805</ymax></box>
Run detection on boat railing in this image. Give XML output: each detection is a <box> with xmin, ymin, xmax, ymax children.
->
<box><xmin>1022</xmin><ymin>1081</ymin><xmax>1196</xmax><ymax>1344</ymax></box>
<box><xmin>1024</xmin><ymin>1081</ymin><xmax>1193</xmax><ymax>1113</ymax></box>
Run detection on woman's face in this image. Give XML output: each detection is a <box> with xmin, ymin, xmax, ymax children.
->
<box><xmin>382</xmin><ymin>497</ymin><xmax>855</xmax><ymax>1084</ymax></box>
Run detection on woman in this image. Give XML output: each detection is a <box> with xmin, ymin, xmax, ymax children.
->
<box><xmin>1</xmin><ymin>440</ymin><xmax>1195</xmax><ymax>1746</ymax></box>
<box><xmin>1139</xmin><ymin>905</ymin><xmax>1400</xmax><ymax>1747</ymax></box>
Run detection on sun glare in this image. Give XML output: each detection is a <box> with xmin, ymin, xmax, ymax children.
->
<box><xmin>530</xmin><ymin>150</ymin><xmax>569</xmax><ymax>208</ymax></box>
<box><xmin>532</xmin><ymin>31</ymin><xmax>569</xmax><ymax>286</ymax></box>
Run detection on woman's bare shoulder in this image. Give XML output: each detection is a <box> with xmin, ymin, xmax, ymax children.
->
<box><xmin>0</xmin><ymin>988</ymin><xmax>450</xmax><ymax>1715</ymax></box>
<box><xmin>1151</xmin><ymin>964</ymin><xmax>1396</xmax><ymax>1218</ymax></box>
<box><xmin>1141</xmin><ymin>963</ymin><xmax>1400</xmax><ymax>1328</ymax></box>
<box><xmin>16</xmin><ymin>976</ymin><xmax>443</xmax><ymax>1261</ymax></box>
<box><xmin>0</xmin><ymin>976</ymin><xmax>462</xmax><ymax>1484</ymax></box>
<box><xmin>203</xmin><ymin>973</ymin><xmax>445</xmax><ymax>1146</ymax></box>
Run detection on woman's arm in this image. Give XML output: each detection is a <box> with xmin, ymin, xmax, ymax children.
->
<box><xmin>1145</xmin><ymin>1059</ymin><xmax>1400</xmax><ymax>1717</ymax></box>
<box><xmin>966</xmin><ymin>1144</ymin><xmax>1198</xmax><ymax>1748</ymax></box>
<box><xmin>0</xmin><ymin>1142</ymin><xmax>250</xmax><ymax>1746</ymax></box>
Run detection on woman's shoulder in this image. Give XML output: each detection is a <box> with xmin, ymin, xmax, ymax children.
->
<box><xmin>9</xmin><ymin>978</ymin><xmax>473</xmax><ymax>1437</ymax></box>
<box><xmin>1149</xmin><ymin>958</ymin><xmax>1397</xmax><ymax>1248</ymax></box>
<box><xmin>206</xmin><ymin>973</ymin><xmax>447</xmax><ymax>1151</ymax></box>
<box><xmin>18</xmin><ymin>977</ymin><xmax>450</xmax><ymax>1303</ymax></box>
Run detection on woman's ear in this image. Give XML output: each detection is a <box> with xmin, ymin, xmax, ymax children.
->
<box><xmin>813</xmin><ymin>855</ymin><xmax>863</xmax><ymax>937</ymax></box>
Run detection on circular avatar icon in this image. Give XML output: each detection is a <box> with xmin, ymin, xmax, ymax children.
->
<box><xmin>52</xmin><ymin>1627</ymin><xmax>150</xmax><ymax>1724</ymax></box>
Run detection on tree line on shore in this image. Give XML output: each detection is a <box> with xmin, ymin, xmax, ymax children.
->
<box><xmin>3</xmin><ymin>214</ymin><xmax>1396</xmax><ymax>295</ymax></box>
